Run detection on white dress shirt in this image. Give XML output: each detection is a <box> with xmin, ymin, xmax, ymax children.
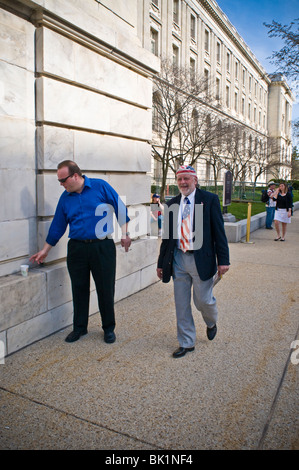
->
<box><xmin>177</xmin><ymin>188</ymin><xmax>196</xmax><ymax>250</ymax></box>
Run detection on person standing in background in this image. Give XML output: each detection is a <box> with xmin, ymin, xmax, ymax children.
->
<box><xmin>151</xmin><ymin>193</ymin><xmax>164</xmax><ymax>237</ymax></box>
<box><xmin>273</xmin><ymin>182</ymin><xmax>292</xmax><ymax>242</ymax></box>
<box><xmin>265</xmin><ymin>181</ymin><xmax>277</xmax><ymax>230</ymax></box>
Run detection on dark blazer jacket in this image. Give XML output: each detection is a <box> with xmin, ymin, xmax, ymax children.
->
<box><xmin>157</xmin><ymin>188</ymin><xmax>230</xmax><ymax>283</ymax></box>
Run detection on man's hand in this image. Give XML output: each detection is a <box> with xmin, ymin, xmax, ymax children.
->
<box><xmin>218</xmin><ymin>265</ymin><xmax>229</xmax><ymax>276</ymax></box>
<box><xmin>121</xmin><ymin>235</ymin><xmax>131</xmax><ymax>252</ymax></box>
<box><xmin>29</xmin><ymin>243</ymin><xmax>52</xmax><ymax>264</ymax></box>
<box><xmin>156</xmin><ymin>268</ymin><xmax>163</xmax><ymax>280</ymax></box>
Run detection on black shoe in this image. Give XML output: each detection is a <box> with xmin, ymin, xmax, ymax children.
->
<box><xmin>172</xmin><ymin>346</ymin><xmax>195</xmax><ymax>358</ymax></box>
<box><xmin>104</xmin><ymin>331</ymin><xmax>116</xmax><ymax>343</ymax></box>
<box><xmin>207</xmin><ymin>324</ymin><xmax>217</xmax><ymax>341</ymax></box>
<box><xmin>65</xmin><ymin>330</ymin><xmax>87</xmax><ymax>343</ymax></box>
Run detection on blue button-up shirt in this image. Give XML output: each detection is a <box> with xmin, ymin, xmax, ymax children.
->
<box><xmin>46</xmin><ymin>176</ymin><xmax>130</xmax><ymax>246</ymax></box>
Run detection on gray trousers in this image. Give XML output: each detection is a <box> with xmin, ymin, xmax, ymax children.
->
<box><xmin>173</xmin><ymin>248</ymin><xmax>218</xmax><ymax>348</ymax></box>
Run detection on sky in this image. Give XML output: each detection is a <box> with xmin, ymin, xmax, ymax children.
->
<box><xmin>216</xmin><ymin>0</ymin><xmax>299</xmax><ymax>121</ymax></box>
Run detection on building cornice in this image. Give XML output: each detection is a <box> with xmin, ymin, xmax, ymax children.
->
<box><xmin>0</xmin><ymin>0</ymin><xmax>160</xmax><ymax>78</ymax></box>
<box><xmin>195</xmin><ymin>0</ymin><xmax>271</xmax><ymax>84</ymax></box>
<box><xmin>268</xmin><ymin>74</ymin><xmax>295</xmax><ymax>101</ymax></box>
<box><xmin>34</xmin><ymin>11</ymin><xmax>160</xmax><ymax>77</ymax></box>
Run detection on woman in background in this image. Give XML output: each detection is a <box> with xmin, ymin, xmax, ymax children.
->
<box><xmin>151</xmin><ymin>193</ymin><xmax>164</xmax><ymax>237</ymax></box>
<box><xmin>273</xmin><ymin>183</ymin><xmax>292</xmax><ymax>241</ymax></box>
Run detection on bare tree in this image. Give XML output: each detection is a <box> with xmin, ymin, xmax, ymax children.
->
<box><xmin>291</xmin><ymin>146</ymin><xmax>299</xmax><ymax>179</ymax></box>
<box><xmin>264</xmin><ymin>18</ymin><xmax>299</xmax><ymax>172</ymax></box>
<box><xmin>251</xmin><ymin>139</ymin><xmax>271</xmax><ymax>187</ymax></box>
<box><xmin>265</xmin><ymin>136</ymin><xmax>292</xmax><ymax>180</ymax></box>
<box><xmin>292</xmin><ymin>119</ymin><xmax>299</xmax><ymax>147</ymax></box>
<box><xmin>175</xmin><ymin>107</ymin><xmax>223</xmax><ymax>171</ymax></box>
<box><xmin>250</xmin><ymin>136</ymin><xmax>282</xmax><ymax>185</ymax></box>
<box><xmin>152</xmin><ymin>60</ymin><xmax>210</xmax><ymax>199</ymax></box>
<box><xmin>152</xmin><ymin>61</ymin><xmax>292</xmax><ymax>199</ymax></box>
<box><xmin>264</xmin><ymin>18</ymin><xmax>299</xmax><ymax>90</ymax></box>
<box><xmin>204</xmin><ymin>119</ymin><xmax>228</xmax><ymax>193</ymax></box>
<box><xmin>220</xmin><ymin>123</ymin><xmax>252</xmax><ymax>186</ymax></box>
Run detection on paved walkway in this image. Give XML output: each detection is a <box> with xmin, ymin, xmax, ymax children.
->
<box><xmin>0</xmin><ymin>212</ymin><xmax>298</xmax><ymax>451</ymax></box>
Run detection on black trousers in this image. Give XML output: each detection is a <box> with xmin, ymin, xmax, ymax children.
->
<box><xmin>67</xmin><ymin>238</ymin><xmax>116</xmax><ymax>334</ymax></box>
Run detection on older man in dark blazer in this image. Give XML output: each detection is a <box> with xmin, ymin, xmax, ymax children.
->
<box><xmin>157</xmin><ymin>165</ymin><xmax>230</xmax><ymax>358</ymax></box>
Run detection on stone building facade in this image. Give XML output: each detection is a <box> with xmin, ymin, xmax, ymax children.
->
<box><xmin>0</xmin><ymin>0</ymin><xmax>159</xmax><ymax>356</ymax></box>
<box><xmin>0</xmin><ymin>0</ymin><xmax>294</xmax><ymax>357</ymax></box>
<box><xmin>267</xmin><ymin>74</ymin><xmax>294</xmax><ymax>181</ymax></box>
<box><xmin>138</xmin><ymin>0</ymin><xmax>294</xmax><ymax>184</ymax></box>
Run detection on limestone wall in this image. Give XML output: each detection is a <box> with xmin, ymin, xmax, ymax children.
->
<box><xmin>0</xmin><ymin>7</ymin><xmax>36</xmax><ymax>276</ymax></box>
<box><xmin>0</xmin><ymin>0</ymin><xmax>160</xmax><ymax>357</ymax></box>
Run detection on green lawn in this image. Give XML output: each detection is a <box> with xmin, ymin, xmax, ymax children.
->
<box><xmin>222</xmin><ymin>190</ymin><xmax>298</xmax><ymax>221</ymax></box>
<box><xmin>221</xmin><ymin>201</ymin><xmax>265</xmax><ymax>221</ymax></box>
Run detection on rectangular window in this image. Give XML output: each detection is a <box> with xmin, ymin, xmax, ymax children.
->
<box><xmin>234</xmin><ymin>92</ymin><xmax>238</xmax><ymax>112</ymax></box>
<box><xmin>216</xmin><ymin>77</ymin><xmax>220</xmax><ymax>101</ymax></box>
<box><xmin>235</xmin><ymin>60</ymin><xmax>239</xmax><ymax>80</ymax></box>
<box><xmin>150</xmin><ymin>28</ymin><xmax>159</xmax><ymax>56</ymax></box>
<box><xmin>191</xmin><ymin>14</ymin><xmax>196</xmax><ymax>40</ymax></box>
<box><xmin>226</xmin><ymin>52</ymin><xmax>230</xmax><ymax>72</ymax></box>
<box><xmin>152</xmin><ymin>102</ymin><xmax>159</xmax><ymax>131</ymax></box>
<box><xmin>173</xmin><ymin>44</ymin><xmax>179</xmax><ymax>66</ymax></box>
<box><xmin>190</xmin><ymin>57</ymin><xmax>196</xmax><ymax>76</ymax></box>
<box><xmin>216</xmin><ymin>41</ymin><xmax>221</xmax><ymax>63</ymax></box>
<box><xmin>285</xmin><ymin>101</ymin><xmax>289</xmax><ymax>134</ymax></box>
<box><xmin>204</xmin><ymin>69</ymin><xmax>209</xmax><ymax>94</ymax></box>
<box><xmin>226</xmin><ymin>85</ymin><xmax>230</xmax><ymax>107</ymax></box>
<box><xmin>173</xmin><ymin>0</ymin><xmax>179</xmax><ymax>24</ymax></box>
<box><xmin>242</xmin><ymin>97</ymin><xmax>245</xmax><ymax>115</ymax></box>
<box><xmin>204</xmin><ymin>29</ymin><xmax>210</xmax><ymax>53</ymax></box>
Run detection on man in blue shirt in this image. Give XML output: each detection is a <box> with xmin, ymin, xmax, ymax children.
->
<box><xmin>30</xmin><ymin>160</ymin><xmax>131</xmax><ymax>344</ymax></box>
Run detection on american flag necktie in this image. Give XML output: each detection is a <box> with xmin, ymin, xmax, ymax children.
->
<box><xmin>179</xmin><ymin>197</ymin><xmax>191</xmax><ymax>252</ymax></box>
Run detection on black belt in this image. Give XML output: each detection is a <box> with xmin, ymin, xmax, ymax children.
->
<box><xmin>71</xmin><ymin>238</ymin><xmax>107</xmax><ymax>243</ymax></box>
<box><xmin>183</xmin><ymin>250</ymin><xmax>194</xmax><ymax>254</ymax></box>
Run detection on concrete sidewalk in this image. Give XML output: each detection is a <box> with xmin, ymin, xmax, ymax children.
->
<box><xmin>0</xmin><ymin>213</ymin><xmax>298</xmax><ymax>451</ymax></box>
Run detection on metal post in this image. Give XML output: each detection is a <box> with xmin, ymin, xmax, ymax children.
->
<box><xmin>240</xmin><ymin>202</ymin><xmax>254</xmax><ymax>244</ymax></box>
<box><xmin>246</xmin><ymin>202</ymin><xmax>251</xmax><ymax>242</ymax></box>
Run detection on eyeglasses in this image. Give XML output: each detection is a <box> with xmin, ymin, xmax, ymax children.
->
<box><xmin>58</xmin><ymin>174</ymin><xmax>74</xmax><ymax>184</ymax></box>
